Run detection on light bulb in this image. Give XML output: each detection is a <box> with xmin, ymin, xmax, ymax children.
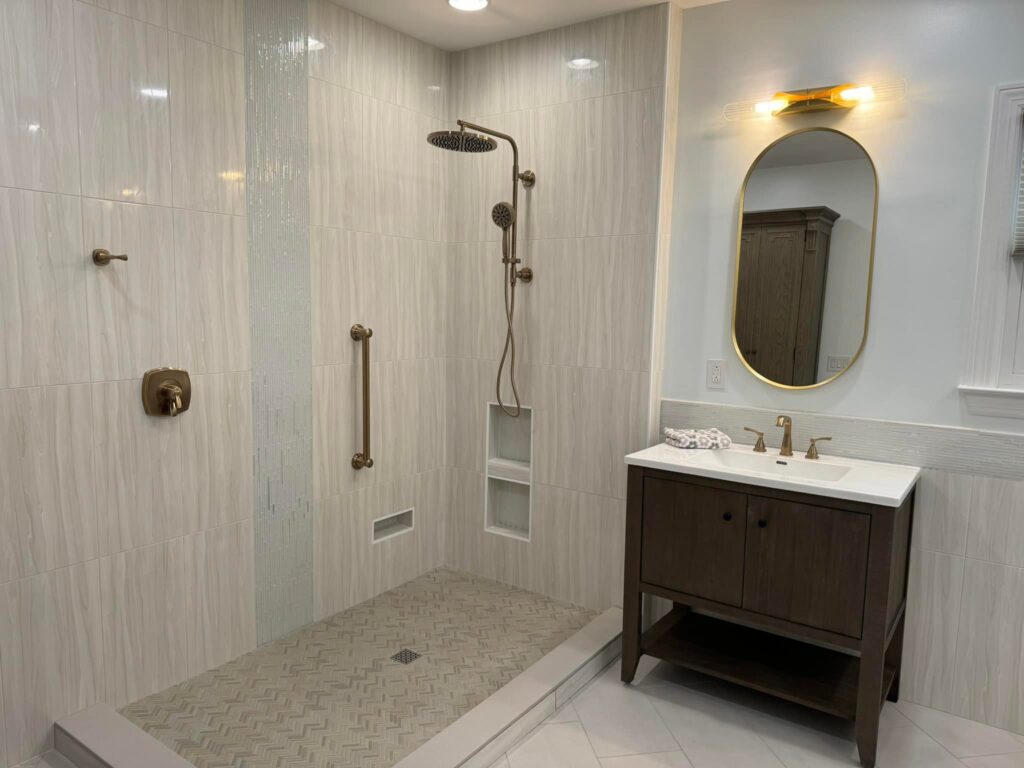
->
<box><xmin>448</xmin><ymin>0</ymin><xmax>488</xmax><ymax>11</ymax></box>
<box><xmin>755</xmin><ymin>99</ymin><xmax>788</xmax><ymax>115</ymax></box>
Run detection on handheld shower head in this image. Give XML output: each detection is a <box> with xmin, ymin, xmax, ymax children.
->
<box><xmin>491</xmin><ymin>201</ymin><xmax>515</xmax><ymax>230</ymax></box>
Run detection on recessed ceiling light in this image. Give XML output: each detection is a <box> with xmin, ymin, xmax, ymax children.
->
<box><xmin>308</xmin><ymin>37</ymin><xmax>325</xmax><ymax>51</ymax></box>
<box><xmin>567</xmin><ymin>57</ymin><xmax>600</xmax><ymax>71</ymax></box>
<box><xmin>449</xmin><ymin>0</ymin><xmax>488</xmax><ymax>11</ymax></box>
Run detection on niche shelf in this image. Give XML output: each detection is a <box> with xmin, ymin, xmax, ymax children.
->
<box><xmin>372</xmin><ymin>508</ymin><xmax>414</xmax><ymax>543</ymax></box>
<box><xmin>485</xmin><ymin>403</ymin><xmax>532</xmax><ymax>541</ymax></box>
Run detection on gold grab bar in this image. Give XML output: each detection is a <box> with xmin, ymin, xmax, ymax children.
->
<box><xmin>351</xmin><ymin>324</ymin><xmax>374</xmax><ymax>470</ymax></box>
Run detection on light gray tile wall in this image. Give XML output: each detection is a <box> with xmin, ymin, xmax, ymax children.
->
<box><xmin>659</xmin><ymin>398</ymin><xmax>1024</xmax><ymax>736</ymax></box>
<box><xmin>444</xmin><ymin>5</ymin><xmax>676</xmax><ymax>613</ymax></box>
<box><xmin>0</xmin><ymin>2</ymin><xmax>254</xmax><ymax>764</ymax></box>
<box><xmin>307</xmin><ymin>0</ymin><xmax>450</xmax><ymax>623</ymax></box>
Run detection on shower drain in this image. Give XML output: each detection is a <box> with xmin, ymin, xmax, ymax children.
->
<box><xmin>391</xmin><ymin>648</ymin><xmax>421</xmax><ymax>665</ymax></box>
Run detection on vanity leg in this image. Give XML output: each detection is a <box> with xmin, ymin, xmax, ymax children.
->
<box><xmin>886</xmin><ymin>611</ymin><xmax>905</xmax><ymax>703</ymax></box>
<box><xmin>621</xmin><ymin>466</ymin><xmax>644</xmax><ymax>684</ymax></box>
<box><xmin>855</xmin><ymin>651</ymin><xmax>883</xmax><ymax>768</ymax></box>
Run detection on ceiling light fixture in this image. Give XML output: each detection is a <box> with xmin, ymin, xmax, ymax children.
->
<box><xmin>448</xmin><ymin>0</ymin><xmax>488</xmax><ymax>11</ymax></box>
<box><xmin>724</xmin><ymin>79</ymin><xmax>905</xmax><ymax>121</ymax></box>
<box><xmin>567</xmin><ymin>57</ymin><xmax>600</xmax><ymax>71</ymax></box>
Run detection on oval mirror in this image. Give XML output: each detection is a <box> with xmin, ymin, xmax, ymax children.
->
<box><xmin>733</xmin><ymin>127</ymin><xmax>877</xmax><ymax>389</ymax></box>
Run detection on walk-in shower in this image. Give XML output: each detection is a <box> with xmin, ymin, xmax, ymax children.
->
<box><xmin>427</xmin><ymin>120</ymin><xmax>535</xmax><ymax>416</ymax></box>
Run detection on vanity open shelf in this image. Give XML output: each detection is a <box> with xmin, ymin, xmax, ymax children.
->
<box><xmin>622</xmin><ymin>445</ymin><xmax>919</xmax><ymax>768</ymax></box>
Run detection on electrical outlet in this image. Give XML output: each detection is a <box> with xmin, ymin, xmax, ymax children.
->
<box><xmin>827</xmin><ymin>355</ymin><xmax>851</xmax><ymax>373</ymax></box>
<box><xmin>706</xmin><ymin>359</ymin><xmax>725</xmax><ymax>390</ymax></box>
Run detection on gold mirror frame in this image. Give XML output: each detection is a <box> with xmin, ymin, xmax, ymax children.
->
<box><xmin>731</xmin><ymin>126</ymin><xmax>878</xmax><ymax>390</ymax></box>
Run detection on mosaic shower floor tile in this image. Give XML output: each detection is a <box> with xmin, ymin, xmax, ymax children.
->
<box><xmin>120</xmin><ymin>569</ymin><xmax>596</xmax><ymax>768</ymax></box>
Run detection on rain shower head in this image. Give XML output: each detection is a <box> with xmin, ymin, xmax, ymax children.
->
<box><xmin>426</xmin><ymin>129</ymin><xmax>497</xmax><ymax>153</ymax></box>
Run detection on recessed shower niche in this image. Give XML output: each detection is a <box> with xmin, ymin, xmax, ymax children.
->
<box><xmin>485</xmin><ymin>403</ymin><xmax>533</xmax><ymax>540</ymax></box>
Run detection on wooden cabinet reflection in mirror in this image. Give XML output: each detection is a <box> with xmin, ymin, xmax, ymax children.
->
<box><xmin>732</xmin><ymin>127</ymin><xmax>878</xmax><ymax>389</ymax></box>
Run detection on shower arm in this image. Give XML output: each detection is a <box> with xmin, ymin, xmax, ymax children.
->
<box><xmin>457</xmin><ymin>119</ymin><xmax>531</xmax><ymax>266</ymax></box>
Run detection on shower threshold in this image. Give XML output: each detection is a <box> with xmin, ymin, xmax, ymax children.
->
<box><xmin>54</xmin><ymin>569</ymin><xmax>621</xmax><ymax>768</ymax></box>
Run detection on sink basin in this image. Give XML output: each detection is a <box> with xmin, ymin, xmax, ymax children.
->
<box><xmin>697</xmin><ymin>449</ymin><xmax>851</xmax><ymax>482</ymax></box>
<box><xmin>625</xmin><ymin>442</ymin><xmax>920</xmax><ymax>507</ymax></box>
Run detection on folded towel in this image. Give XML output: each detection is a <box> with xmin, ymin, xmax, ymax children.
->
<box><xmin>664</xmin><ymin>427</ymin><xmax>732</xmax><ymax>450</ymax></box>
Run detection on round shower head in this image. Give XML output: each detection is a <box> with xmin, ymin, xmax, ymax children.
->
<box><xmin>491</xmin><ymin>202</ymin><xmax>515</xmax><ymax>230</ymax></box>
<box><xmin>427</xmin><ymin>129</ymin><xmax>497</xmax><ymax>153</ymax></box>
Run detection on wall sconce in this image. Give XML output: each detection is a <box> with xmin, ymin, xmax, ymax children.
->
<box><xmin>724</xmin><ymin>79</ymin><xmax>906</xmax><ymax>121</ymax></box>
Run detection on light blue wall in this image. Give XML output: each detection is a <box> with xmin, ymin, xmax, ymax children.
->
<box><xmin>662</xmin><ymin>0</ymin><xmax>1024</xmax><ymax>431</ymax></box>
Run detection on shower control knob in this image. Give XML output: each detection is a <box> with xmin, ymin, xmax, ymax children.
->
<box><xmin>516</xmin><ymin>267</ymin><xmax>533</xmax><ymax>283</ymax></box>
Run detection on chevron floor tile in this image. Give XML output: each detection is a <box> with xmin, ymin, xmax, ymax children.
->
<box><xmin>120</xmin><ymin>569</ymin><xmax>597</xmax><ymax>768</ymax></box>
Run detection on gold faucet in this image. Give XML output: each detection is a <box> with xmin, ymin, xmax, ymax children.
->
<box><xmin>776</xmin><ymin>415</ymin><xmax>793</xmax><ymax>457</ymax></box>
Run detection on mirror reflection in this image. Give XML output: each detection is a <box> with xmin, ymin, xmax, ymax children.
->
<box><xmin>734</xmin><ymin>128</ymin><xmax>876</xmax><ymax>388</ymax></box>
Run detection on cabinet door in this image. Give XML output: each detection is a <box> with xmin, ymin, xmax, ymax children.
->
<box><xmin>641</xmin><ymin>478</ymin><xmax>746</xmax><ymax>606</ymax></box>
<box><xmin>743</xmin><ymin>496</ymin><xmax>870</xmax><ymax>638</ymax></box>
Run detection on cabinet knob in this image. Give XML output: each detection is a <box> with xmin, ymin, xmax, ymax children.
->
<box><xmin>757</xmin><ymin>519</ymin><xmax>768</xmax><ymax>529</ymax></box>
<box><xmin>722</xmin><ymin>512</ymin><xmax>733</xmax><ymax>522</ymax></box>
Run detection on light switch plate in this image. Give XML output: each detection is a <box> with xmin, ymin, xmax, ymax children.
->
<box><xmin>706</xmin><ymin>359</ymin><xmax>726</xmax><ymax>390</ymax></box>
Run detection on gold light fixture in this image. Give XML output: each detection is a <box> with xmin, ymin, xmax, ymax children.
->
<box><xmin>724</xmin><ymin>79</ymin><xmax>906</xmax><ymax>121</ymax></box>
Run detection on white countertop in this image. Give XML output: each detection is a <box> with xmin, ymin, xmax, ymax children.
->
<box><xmin>625</xmin><ymin>443</ymin><xmax>920</xmax><ymax>507</ymax></box>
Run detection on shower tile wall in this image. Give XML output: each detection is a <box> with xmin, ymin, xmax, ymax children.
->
<box><xmin>0</xmin><ymin>1</ymin><xmax>254</xmax><ymax>765</ymax></box>
<box><xmin>444</xmin><ymin>5</ymin><xmax>677</xmax><ymax>612</ymax></box>
<box><xmin>307</xmin><ymin>0</ymin><xmax>449</xmax><ymax>622</ymax></box>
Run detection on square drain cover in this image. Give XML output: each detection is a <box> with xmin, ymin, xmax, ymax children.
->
<box><xmin>391</xmin><ymin>648</ymin><xmax>421</xmax><ymax>665</ymax></box>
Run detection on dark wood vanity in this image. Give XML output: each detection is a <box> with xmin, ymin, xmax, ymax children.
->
<box><xmin>621</xmin><ymin>463</ymin><xmax>915</xmax><ymax>768</ymax></box>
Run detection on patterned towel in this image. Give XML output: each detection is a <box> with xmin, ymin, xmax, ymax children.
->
<box><xmin>664</xmin><ymin>427</ymin><xmax>732</xmax><ymax>450</ymax></box>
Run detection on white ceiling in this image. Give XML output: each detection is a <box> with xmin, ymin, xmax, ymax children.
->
<box><xmin>330</xmin><ymin>0</ymin><xmax>724</xmax><ymax>52</ymax></box>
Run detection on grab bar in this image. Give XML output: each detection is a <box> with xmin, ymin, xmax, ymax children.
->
<box><xmin>351</xmin><ymin>324</ymin><xmax>374</xmax><ymax>470</ymax></box>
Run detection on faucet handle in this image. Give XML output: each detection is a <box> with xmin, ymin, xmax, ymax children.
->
<box><xmin>806</xmin><ymin>436</ymin><xmax>832</xmax><ymax>460</ymax></box>
<box><xmin>743</xmin><ymin>427</ymin><xmax>766</xmax><ymax>453</ymax></box>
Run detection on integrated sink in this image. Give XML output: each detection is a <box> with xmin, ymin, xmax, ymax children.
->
<box><xmin>697</xmin><ymin>449</ymin><xmax>852</xmax><ymax>482</ymax></box>
<box><xmin>625</xmin><ymin>442</ymin><xmax>920</xmax><ymax>507</ymax></box>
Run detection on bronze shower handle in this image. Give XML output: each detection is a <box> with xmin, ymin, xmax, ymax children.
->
<box><xmin>351</xmin><ymin>324</ymin><xmax>374</xmax><ymax>470</ymax></box>
<box><xmin>92</xmin><ymin>248</ymin><xmax>128</xmax><ymax>265</ymax></box>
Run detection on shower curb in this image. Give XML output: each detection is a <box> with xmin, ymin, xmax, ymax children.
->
<box><xmin>395</xmin><ymin>606</ymin><xmax>623</xmax><ymax>768</ymax></box>
<box><xmin>54</xmin><ymin>703</ymin><xmax>193</xmax><ymax>768</ymax></box>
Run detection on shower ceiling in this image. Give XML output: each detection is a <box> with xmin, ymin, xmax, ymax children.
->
<box><xmin>329</xmin><ymin>0</ymin><xmax>726</xmax><ymax>51</ymax></box>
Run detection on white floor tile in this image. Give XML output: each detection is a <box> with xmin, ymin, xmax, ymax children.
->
<box><xmin>509</xmin><ymin>722</ymin><xmax>601</xmax><ymax>768</ymax></box>
<box><xmin>750</xmin><ymin>710</ymin><xmax>860</xmax><ymax>768</ymax></box>
<box><xmin>896</xmin><ymin>701</ymin><xmax>1024</xmax><ymax>758</ymax></box>
<box><xmin>646</xmin><ymin>684</ymin><xmax>785</xmax><ymax>768</ymax></box>
<box><xmin>599</xmin><ymin>753</ymin><xmax>694</xmax><ymax>768</ymax></box>
<box><xmin>876</xmin><ymin>723</ymin><xmax>965</xmax><ymax>768</ymax></box>
<box><xmin>514</xmin><ymin>654</ymin><xmax>1024</xmax><ymax>768</ymax></box>
<box><xmin>963</xmin><ymin>755</ymin><xmax>1024</xmax><ymax>767</ymax></box>
<box><xmin>574</xmin><ymin>667</ymin><xmax>679</xmax><ymax>758</ymax></box>
<box><xmin>548</xmin><ymin>702</ymin><xmax>580</xmax><ymax>724</ymax></box>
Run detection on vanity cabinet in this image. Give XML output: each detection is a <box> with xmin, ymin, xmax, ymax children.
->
<box><xmin>622</xmin><ymin>466</ymin><xmax>915</xmax><ymax>768</ymax></box>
